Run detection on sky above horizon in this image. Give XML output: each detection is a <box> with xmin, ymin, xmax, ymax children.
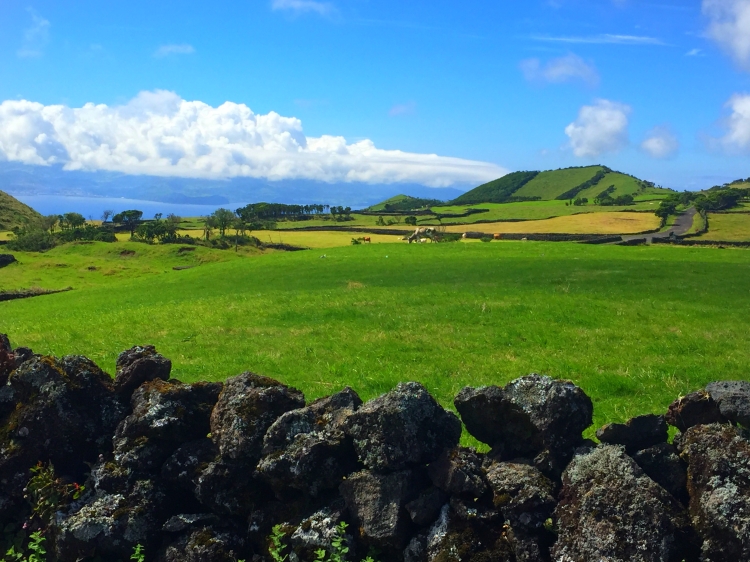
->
<box><xmin>2</xmin><ymin>0</ymin><xmax>750</xmax><ymax>192</ymax></box>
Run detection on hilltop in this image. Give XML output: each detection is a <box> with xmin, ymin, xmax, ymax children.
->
<box><xmin>366</xmin><ymin>194</ymin><xmax>444</xmax><ymax>212</ymax></box>
<box><xmin>0</xmin><ymin>190</ymin><xmax>42</xmax><ymax>231</ymax></box>
<box><xmin>451</xmin><ymin>165</ymin><xmax>672</xmax><ymax>205</ymax></box>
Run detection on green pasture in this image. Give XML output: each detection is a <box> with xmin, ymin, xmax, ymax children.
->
<box><xmin>577</xmin><ymin>172</ymin><xmax>643</xmax><ymax>200</ymax></box>
<box><xmin>513</xmin><ymin>166</ymin><xmax>603</xmax><ymax>200</ymax></box>
<box><xmin>2</xmin><ymin>241</ymin><xmax>750</xmax><ymax>443</ymax></box>
<box><xmin>698</xmin><ymin>212</ymin><xmax>750</xmax><ymax>241</ymax></box>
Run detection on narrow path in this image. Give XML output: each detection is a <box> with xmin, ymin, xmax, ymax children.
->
<box><xmin>621</xmin><ymin>207</ymin><xmax>697</xmax><ymax>243</ymax></box>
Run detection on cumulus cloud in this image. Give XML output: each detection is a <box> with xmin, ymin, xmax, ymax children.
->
<box><xmin>703</xmin><ymin>0</ymin><xmax>750</xmax><ymax>70</ymax></box>
<box><xmin>564</xmin><ymin>99</ymin><xmax>631</xmax><ymax>158</ymax></box>
<box><xmin>154</xmin><ymin>44</ymin><xmax>195</xmax><ymax>58</ymax></box>
<box><xmin>17</xmin><ymin>9</ymin><xmax>50</xmax><ymax>58</ymax></box>
<box><xmin>520</xmin><ymin>54</ymin><xmax>599</xmax><ymax>87</ymax></box>
<box><xmin>715</xmin><ymin>93</ymin><xmax>750</xmax><ymax>151</ymax></box>
<box><xmin>641</xmin><ymin>126</ymin><xmax>679</xmax><ymax>158</ymax></box>
<box><xmin>271</xmin><ymin>0</ymin><xmax>335</xmax><ymax>16</ymax></box>
<box><xmin>0</xmin><ymin>90</ymin><xmax>506</xmax><ymax>187</ymax></box>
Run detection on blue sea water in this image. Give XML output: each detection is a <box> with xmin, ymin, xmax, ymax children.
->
<box><xmin>13</xmin><ymin>195</ymin><xmax>245</xmax><ymax>220</ymax></box>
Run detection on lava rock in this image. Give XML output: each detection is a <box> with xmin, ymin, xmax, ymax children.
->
<box><xmin>485</xmin><ymin>461</ymin><xmax>555</xmax><ymax>531</ymax></box>
<box><xmin>344</xmin><ymin>382</ymin><xmax>462</xmax><ymax>472</ymax></box>
<box><xmin>161</xmin><ymin>525</ymin><xmax>247</xmax><ymax>562</ymax></box>
<box><xmin>194</xmin><ymin>458</ymin><xmax>266</xmax><ymax>517</ymax></box>
<box><xmin>427</xmin><ymin>447</ymin><xmax>487</xmax><ymax>498</ymax></box>
<box><xmin>116</xmin><ymin>379</ymin><xmax>222</xmax><ymax>444</ymax></box>
<box><xmin>0</xmin><ymin>254</ymin><xmax>16</xmax><ymax>268</ymax></box>
<box><xmin>455</xmin><ymin>375</ymin><xmax>593</xmax><ymax>478</ymax></box>
<box><xmin>679</xmin><ymin>423</ymin><xmax>750</xmax><ymax>561</ymax></box>
<box><xmin>340</xmin><ymin>468</ymin><xmax>426</xmax><ymax>553</ymax></box>
<box><xmin>256</xmin><ymin>388</ymin><xmax>361</xmax><ymax>497</ymax></box>
<box><xmin>0</xmin><ymin>334</ymin><xmax>13</xmax><ymax>385</ymax></box>
<box><xmin>113</xmin><ymin>345</ymin><xmax>172</xmax><ymax>398</ymax></box>
<box><xmin>705</xmin><ymin>380</ymin><xmax>750</xmax><ymax>427</ymax></box>
<box><xmin>54</xmin><ymin>479</ymin><xmax>165</xmax><ymax>560</ymax></box>
<box><xmin>632</xmin><ymin>442</ymin><xmax>688</xmax><ymax>503</ymax></box>
<box><xmin>287</xmin><ymin>507</ymin><xmax>351</xmax><ymax>562</ymax></box>
<box><xmin>596</xmin><ymin>414</ymin><xmax>668</xmax><ymax>454</ymax></box>
<box><xmin>552</xmin><ymin>444</ymin><xmax>698</xmax><ymax>562</ymax></box>
<box><xmin>665</xmin><ymin>390</ymin><xmax>725</xmax><ymax>432</ymax></box>
<box><xmin>405</xmin><ymin>487</ymin><xmax>449</xmax><ymax>527</ymax></box>
<box><xmin>210</xmin><ymin>372</ymin><xmax>305</xmax><ymax>462</ymax></box>
<box><xmin>161</xmin><ymin>438</ymin><xmax>218</xmax><ymax>492</ymax></box>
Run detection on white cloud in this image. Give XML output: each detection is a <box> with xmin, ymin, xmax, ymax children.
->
<box><xmin>271</xmin><ymin>0</ymin><xmax>335</xmax><ymax>16</ymax></box>
<box><xmin>686</xmin><ymin>48</ymin><xmax>703</xmax><ymax>56</ymax></box>
<box><xmin>641</xmin><ymin>126</ymin><xmax>679</xmax><ymax>158</ymax></box>
<box><xmin>564</xmin><ymin>99</ymin><xmax>631</xmax><ymax>157</ymax></box>
<box><xmin>520</xmin><ymin>54</ymin><xmax>599</xmax><ymax>87</ymax></box>
<box><xmin>389</xmin><ymin>102</ymin><xmax>416</xmax><ymax>117</ymax></box>
<box><xmin>716</xmin><ymin>93</ymin><xmax>750</xmax><ymax>151</ymax></box>
<box><xmin>703</xmin><ymin>0</ymin><xmax>750</xmax><ymax>70</ymax></box>
<box><xmin>0</xmin><ymin>90</ymin><xmax>507</xmax><ymax>187</ymax></box>
<box><xmin>17</xmin><ymin>9</ymin><xmax>50</xmax><ymax>58</ymax></box>
<box><xmin>154</xmin><ymin>44</ymin><xmax>195</xmax><ymax>58</ymax></box>
<box><xmin>531</xmin><ymin>34</ymin><xmax>665</xmax><ymax>46</ymax></box>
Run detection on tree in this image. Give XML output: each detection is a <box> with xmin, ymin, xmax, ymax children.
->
<box><xmin>113</xmin><ymin>210</ymin><xmax>144</xmax><ymax>237</ymax></box>
<box><xmin>101</xmin><ymin>210</ymin><xmax>114</xmax><ymax>223</ymax></box>
<box><xmin>404</xmin><ymin>216</ymin><xmax>417</xmax><ymax>226</ymax></box>
<box><xmin>203</xmin><ymin>215</ymin><xmax>217</xmax><ymax>240</ymax></box>
<box><xmin>41</xmin><ymin>215</ymin><xmax>58</xmax><ymax>234</ymax></box>
<box><xmin>211</xmin><ymin>208</ymin><xmax>236</xmax><ymax>237</ymax></box>
<box><xmin>62</xmin><ymin>213</ymin><xmax>86</xmax><ymax>229</ymax></box>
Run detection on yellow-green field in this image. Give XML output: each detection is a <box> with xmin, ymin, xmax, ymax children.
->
<box><xmin>698</xmin><ymin>213</ymin><xmax>750</xmax><ymax>241</ymax></box>
<box><xmin>444</xmin><ymin>212</ymin><xmax>660</xmax><ymax>235</ymax></box>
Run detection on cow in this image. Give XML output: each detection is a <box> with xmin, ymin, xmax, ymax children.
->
<box><xmin>363</xmin><ymin>237</ymin><xmax>371</xmax><ymax>243</ymax></box>
<box><xmin>408</xmin><ymin>227</ymin><xmax>436</xmax><ymax>243</ymax></box>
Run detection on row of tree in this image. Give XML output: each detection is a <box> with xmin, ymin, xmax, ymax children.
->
<box><xmin>655</xmin><ymin>187</ymin><xmax>748</xmax><ymax>219</ymax></box>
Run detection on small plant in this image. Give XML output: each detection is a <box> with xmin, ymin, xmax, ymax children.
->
<box><xmin>130</xmin><ymin>544</ymin><xmax>145</xmax><ymax>562</ymax></box>
<box><xmin>2</xmin><ymin>532</ymin><xmax>46</xmax><ymax>562</ymax></box>
<box><xmin>26</xmin><ymin>463</ymin><xmax>85</xmax><ymax>526</ymax></box>
<box><xmin>268</xmin><ymin>525</ymin><xmax>288</xmax><ymax>562</ymax></box>
<box><xmin>313</xmin><ymin>522</ymin><xmax>378</xmax><ymax>562</ymax></box>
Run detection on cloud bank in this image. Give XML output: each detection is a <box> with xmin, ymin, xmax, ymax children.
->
<box><xmin>520</xmin><ymin>54</ymin><xmax>599</xmax><ymax>87</ymax></box>
<box><xmin>703</xmin><ymin>0</ymin><xmax>750</xmax><ymax>70</ymax></box>
<box><xmin>565</xmin><ymin>99</ymin><xmax>631</xmax><ymax>157</ymax></box>
<box><xmin>0</xmin><ymin>90</ymin><xmax>506</xmax><ymax>187</ymax></box>
<box><xmin>641</xmin><ymin>126</ymin><xmax>679</xmax><ymax>158</ymax></box>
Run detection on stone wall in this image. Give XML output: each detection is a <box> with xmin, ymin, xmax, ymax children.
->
<box><xmin>0</xmin><ymin>335</ymin><xmax>748</xmax><ymax>562</ymax></box>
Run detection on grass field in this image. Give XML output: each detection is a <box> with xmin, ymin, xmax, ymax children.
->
<box><xmin>577</xmin><ymin>172</ymin><xmax>643</xmax><ymax>200</ymax></box>
<box><xmin>513</xmin><ymin>166</ymin><xmax>603</xmax><ymax>200</ymax></box>
<box><xmin>698</xmin><ymin>213</ymin><xmax>750</xmax><ymax>241</ymax></box>
<box><xmin>3</xmin><ymin>241</ymin><xmax>750</xmax><ymax>444</ymax></box>
<box><xmin>445</xmin><ymin>211</ymin><xmax>659</xmax><ymax>235</ymax></box>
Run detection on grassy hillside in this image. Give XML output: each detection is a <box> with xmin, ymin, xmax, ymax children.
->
<box><xmin>577</xmin><ymin>172</ymin><xmax>645</xmax><ymax>201</ymax></box>
<box><xmin>513</xmin><ymin>166</ymin><xmax>604</xmax><ymax>200</ymax></box>
<box><xmin>450</xmin><ymin>171</ymin><xmax>539</xmax><ymax>205</ymax></box>
<box><xmin>3</xmin><ymin>241</ymin><xmax>750</xmax><ymax>442</ymax></box>
<box><xmin>0</xmin><ymin>190</ymin><xmax>42</xmax><ymax>231</ymax></box>
<box><xmin>366</xmin><ymin>194</ymin><xmax>442</xmax><ymax>212</ymax></box>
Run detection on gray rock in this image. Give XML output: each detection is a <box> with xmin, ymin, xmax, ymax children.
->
<box><xmin>161</xmin><ymin>525</ymin><xmax>247</xmax><ymax>562</ymax></box>
<box><xmin>344</xmin><ymin>382</ymin><xmax>462</xmax><ymax>472</ymax></box>
<box><xmin>405</xmin><ymin>487</ymin><xmax>449</xmax><ymax>527</ymax></box>
<box><xmin>163</xmin><ymin>513</ymin><xmax>220</xmax><ymax>533</ymax></box>
<box><xmin>705</xmin><ymin>380</ymin><xmax>750</xmax><ymax>427</ymax></box>
<box><xmin>113</xmin><ymin>345</ymin><xmax>172</xmax><ymax>398</ymax></box>
<box><xmin>340</xmin><ymin>469</ymin><xmax>426</xmax><ymax>552</ymax></box>
<box><xmin>256</xmin><ymin>388</ymin><xmax>361</xmax><ymax>496</ymax></box>
<box><xmin>680</xmin><ymin>423</ymin><xmax>750</xmax><ymax>561</ymax></box>
<box><xmin>552</xmin><ymin>445</ymin><xmax>698</xmax><ymax>562</ymax></box>
<box><xmin>631</xmin><ymin>443</ymin><xmax>687</xmax><ymax>503</ymax></box>
<box><xmin>427</xmin><ymin>447</ymin><xmax>487</xmax><ymax>498</ymax></box>
<box><xmin>287</xmin><ymin>507</ymin><xmax>351</xmax><ymax>562</ymax></box>
<box><xmin>455</xmin><ymin>375</ymin><xmax>593</xmax><ymax>478</ymax></box>
<box><xmin>665</xmin><ymin>390</ymin><xmax>725</xmax><ymax>432</ymax></box>
<box><xmin>485</xmin><ymin>461</ymin><xmax>555</xmax><ymax>530</ymax></box>
<box><xmin>596</xmin><ymin>414</ymin><xmax>668</xmax><ymax>453</ymax></box>
<box><xmin>210</xmin><ymin>372</ymin><xmax>305</xmax><ymax>462</ymax></box>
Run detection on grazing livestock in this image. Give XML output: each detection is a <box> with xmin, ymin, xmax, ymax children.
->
<box><xmin>408</xmin><ymin>227</ymin><xmax>436</xmax><ymax>243</ymax></box>
<box><xmin>364</xmin><ymin>237</ymin><xmax>371</xmax><ymax>243</ymax></box>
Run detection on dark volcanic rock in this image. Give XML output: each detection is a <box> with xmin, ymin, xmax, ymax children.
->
<box><xmin>54</xmin><ymin>479</ymin><xmax>165</xmax><ymax>560</ymax></box>
<box><xmin>210</xmin><ymin>372</ymin><xmax>305</xmax><ymax>462</ymax></box>
<box><xmin>705</xmin><ymin>380</ymin><xmax>750</xmax><ymax>427</ymax></box>
<box><xmin>552</xmin><ymin>445</ymin><xmax>698</xmax><ymax>562</ymax></box>
<box><xmin>405</xmin><ymin>487</ymin><xmax>449</xmax><ymax>526</ymax></box>
<box><xmin>0</xmin><ymin>334</ymin><xmax>13</xmax><ymax>385</ymax></box>
<box><xmin>256</xmin><ymin>388</ymin><xmax>361</xmax><ymax>497</ymax></box>
<box><xmin>485</xmin><ymin>462</ymin><xmax>555</xmax><ymax>530</ymax></box>
<box><xmin>679</xmin><ymin>423</ymin><xmax>750</xmax><ymax>561</ymax></box>
<box><xmin>632</xmin><ymin>443</ymin><xmax>688</xmax><ymax>502</ymax></box>
<box><xmin>344</xmin><ymin>382</ymin><xmax>462</xmax><ymax>472</ymax></box>
<box><xmin>0</xmin><ymin>254</ymin><xmax>16</xmax><ymax>268</ymax></box>
<box><xmin>161</xmin><ymin>525</ymin><xmax>247</xmax><ymax>562</ymax></box>
<box><xmin>113</xmin><ymin>345</ymin><xmax>172</xmax><ymax>398</ymax></box>
<box><xmin>455</xmin><ymin>375</ymin><xmax>593</xmax><ymax>477</ymax></box>
<box><xmin>665</xmin><ymin>390</ymin><xmax>725</xmax><ymax>432</ymax></box>
<box><xmin>427</xmin><ymin>447</ymin><xmax>487</xmax><ymax>498</ymax></box>
<box><xmin>161</xmin><ymin>439</ymin><xmax>218</xmax><ymax>492</ymax></box>
<box><xmin>287</xmin><ymin>507</ymin><xmax>351</xmax><ymax>562</ymax></box>
<box><xmin>596</xmin><ymin>414</ymin><xmax>668</xmax><ymax>453</ymax></box>
<box><xmin>194</xmin><ymin>458</ymin><xmax>266</xmax><ymax>517</ymax></box>
<box><xmin>340</xmin><ymin>469</ymin><xmax>426</xmax><ymax>553</ymax></box>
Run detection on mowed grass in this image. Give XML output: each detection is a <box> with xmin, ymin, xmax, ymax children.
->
<box><xmin>698</xmin><ymin>213</ymin><xmax>750</xmax><ymax>241</ymax></box>
<box><xmin>2</xmin><ymin>241</ymin><xmax>750</xmax><ymax>442</ymax></box>
<box><xmin>445</xmin><ymin>212</ymin><xmax>659</xmax><ymax>235</ymax></box>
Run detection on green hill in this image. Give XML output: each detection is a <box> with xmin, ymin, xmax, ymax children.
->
<box><xmin>366</xmin><ymin>194</ymin><xmax>443</xmax><ymax>212</ymax></box>
<box><xmin>450</xmin><ymin>171</ymin><xmax>539</xmax><ymax>205</ymax></box>
<box><xmin>0</xmin><ymin>190</ymin><xmax>42</xmax><ymax>231</ymax></box>
<box><xmin>452</xmin><ymin>166</ymin><xmax>671</xmax><ymax>205</ymax></box>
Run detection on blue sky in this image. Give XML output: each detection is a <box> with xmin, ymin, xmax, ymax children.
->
<box><xmin>2</xmin><ymin>0</ymin><xmax>750</xmax><ymax>192</ymax></box>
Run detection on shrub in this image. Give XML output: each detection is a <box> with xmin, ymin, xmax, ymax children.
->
<box><xmin>6</xmin><ymin>230</ymin><xmax>55</xmax><ymax>252</ymax></box>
